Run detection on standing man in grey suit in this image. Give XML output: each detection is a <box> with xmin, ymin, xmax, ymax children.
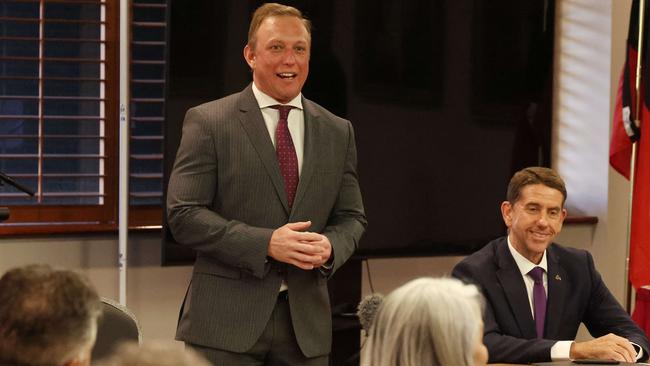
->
<box><xmin>166</xmin><ymin>3</ymin><xmax>366</xmax><ymax>365</ymax></box>
<box><xmin>452</xmin><ymin>167</ymin><xmax>650</xmax><ymax>364</ymax></box>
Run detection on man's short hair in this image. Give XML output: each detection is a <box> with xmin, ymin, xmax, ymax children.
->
<box><xmin>507</xmin><ymin>166</ymin><xmax>567</xmax><ymax>206</ymax></box>
<box><xmin>247</xmin><ymin>2</ymin><xmax>311</xmax><ymax>48</ymax></box>
<box><xmin>0</xmin><ymin>264</ymin><xmax>102</xmax><ymax>366</ymax></box>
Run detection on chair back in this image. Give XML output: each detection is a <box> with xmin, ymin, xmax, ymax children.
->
<box><xmin>92</xmin><ymin>297</ymin><xmax>142</xmax><ymax>360</ymax></box>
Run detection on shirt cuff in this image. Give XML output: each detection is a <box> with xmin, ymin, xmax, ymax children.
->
<box><xmin>632</xmin><ymin>341</ymin><xmax>643</xmax><ymax>361</ymax></box>
<box><xmin>551</xmin><ymin>340</ymin><xmax>573</xmax><ymax>360</ymax></box>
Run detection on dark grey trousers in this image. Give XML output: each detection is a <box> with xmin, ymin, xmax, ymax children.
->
<box><xmin>187</xmin><ymin>295</ymin><xmax>329</xmax><ymax>366</ymax></box>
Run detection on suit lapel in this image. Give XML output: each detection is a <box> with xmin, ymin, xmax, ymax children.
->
<box><xmin>291</xmin><ymin>99</ymin><xmax>318</xmax><ymax>214</ymax></box>
<box><xmin>495</xmin><ymin>240</ymin><xmax>538</xmax><ymax>339</ymax></box>
<box><xmin>545</xmin><ymin>245</ymin><xmax>568</xmax><ymax>338</ymax></box>
<box><xmin>237</xmin><ymin>85</ymin><xmax>290</xmax><ymax>214</ymax></box>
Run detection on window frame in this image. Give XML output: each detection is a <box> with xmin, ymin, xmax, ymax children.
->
<box><xmin>0</xmin><ymin>0</ymin><xmax>163</xmax><ymax>235</ymax></box>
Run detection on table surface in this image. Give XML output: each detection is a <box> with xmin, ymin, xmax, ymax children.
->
<box><xmin>489</xmin><ymin>363</ymin><xmax>649</xmax><ymax>366</ymax></box>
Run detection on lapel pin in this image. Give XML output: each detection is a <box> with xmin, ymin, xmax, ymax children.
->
<box><xmin>555</xmin><ymin>274</ymin><xmax>561</xmax><ymax>281</ymax></box>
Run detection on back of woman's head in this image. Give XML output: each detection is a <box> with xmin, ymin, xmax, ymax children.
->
<box><xmin>361</xmin><ymin>277</ymin><xmax>484</xmax><ymax>366</ymax></box>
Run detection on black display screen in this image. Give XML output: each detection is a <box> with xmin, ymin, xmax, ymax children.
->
<box><xmin>162</xmin><ymin>0</ymin><xmax>554</xmax><ymax>263</ymax></box>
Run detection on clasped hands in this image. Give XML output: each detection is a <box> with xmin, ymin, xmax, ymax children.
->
<box><xmin>268</xmin><ymin>221</ymin><xmax>331</xmax><ymax>270</ymax></box>
<box><xmin>570</xmin><ymin>333</ymin><xmax>638</xmax><ymax>363</ymax></box>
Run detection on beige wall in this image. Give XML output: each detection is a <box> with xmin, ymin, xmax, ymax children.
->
<box><xmin>0</xmin><ymin>232</ymin><xmax>192</xmax><ymax>349</ymax></box>
<box><xmin>553</xmin><ymin>0</ymin><xmax>632</xmax><ymax>304</ymax></box>
<box><xmin>0</xmin><ymin>0</ymin><xmax>634</xmax><ymax>350</ymax></box>
<box><xmin>608</xmin><ymin>0</ymin><xmax>635</xmax><ymax>301</ymax></box>
<box><xmin>362</xmin><ymin>0</ymin><xmax>634</xmax><ymax>303</ymax></box>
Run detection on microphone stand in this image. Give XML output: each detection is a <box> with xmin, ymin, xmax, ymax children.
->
<box><xmin>0</xmin><ymin>171</ymin><xmax>36</xmax><ymax>222</ymax></box>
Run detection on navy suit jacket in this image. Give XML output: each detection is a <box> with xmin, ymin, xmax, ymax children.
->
<box><xmin>452</xmin><ymin>236</ymin><xmax>650</xmax><ymax>364</ymax></box>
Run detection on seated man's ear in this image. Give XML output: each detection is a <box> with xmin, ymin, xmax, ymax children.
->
<box><xmin>501</xmin><ymin>201</ymin><xmax>513</xmax><ymax>227</ymax></box>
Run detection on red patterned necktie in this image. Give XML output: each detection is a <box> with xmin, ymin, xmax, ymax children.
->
<box><xmin>271</xmin><ymin>105</ymin><xmax>298</xmax><ymax>209</ymax></box>
<box><xmin>529</xmin><ymin>266</ymin><xmax>547</xmax><ymax>338</ymax></box>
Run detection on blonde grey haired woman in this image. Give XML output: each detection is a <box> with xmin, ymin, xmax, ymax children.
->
<box><xmin>361</xmin><ymin>277</ymin><xmax>488</xmax><ymax>366</ymax></box>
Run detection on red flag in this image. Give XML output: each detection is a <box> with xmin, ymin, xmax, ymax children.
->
<box><xmin>610</xmin><ymin>0</ymin><xmax>650</xmax><ymax>289</ymax></box>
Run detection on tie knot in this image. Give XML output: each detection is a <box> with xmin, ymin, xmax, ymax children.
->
<box><xmin>271</xmin><ymin>105</ymin><xmax>294</xmax><ymax>121</ymax></box>
<box><xmin>528</xmin><ymin>266</ymin><xmax>545</xmax><ymax>283</ymax></box>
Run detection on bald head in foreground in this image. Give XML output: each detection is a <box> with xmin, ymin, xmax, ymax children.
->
<box><xmin>0</xmin><ymin>264</ymin><xmax>102</xmax><ymax>366</ymax></box>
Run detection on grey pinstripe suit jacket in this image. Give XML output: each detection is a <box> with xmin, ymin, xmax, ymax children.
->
<box><xmin>166</xmin><ymin>84</ymin><xmax>367</xmax><ymax>357</ymax></box>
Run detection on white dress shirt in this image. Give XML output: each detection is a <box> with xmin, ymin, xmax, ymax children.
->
<box><xmin>251</xmin><ymin>83</ymin><xmax>305</xmax><ymax>293</ymax></box>
<box><xmin>507</xmin><ymin>237</ymin><xmax>572</xmax><ymax>360</ymax></box>
<box><xmin>251</xmin><ymin>83</ymin><xmax>305</xmax><ymax>174</ymax></box>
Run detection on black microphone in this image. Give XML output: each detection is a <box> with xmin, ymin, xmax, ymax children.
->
<box><xmin>357</xmin><ymin>293</ymin><xmax>384</xmax><ymax>332</ymax></box>
<box><xmin>0</xmin><ymin>171</ymin><xmax>35</xmax><ymax>196</ymax></box>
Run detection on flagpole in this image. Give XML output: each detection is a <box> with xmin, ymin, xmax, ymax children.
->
<box><xmin>625</xmin><ymin>0</ymin><xmax>645</xmax><ymax>313</ymax></box>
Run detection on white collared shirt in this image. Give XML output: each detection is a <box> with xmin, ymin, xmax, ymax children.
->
<box><xmin>252</xmin><ymin>83</ymin><xmax>305</xmax><ymax>293</ymax></box>
<box><xmin>251</xmin><ymin>83</ymin><xmax>305</xmax><ymax>175</ymax></box>
<box><xmin>507</xmin><ymin>237</ymin><xmax>548</xmax><ymax>318</ymax></box>
<box><xmin>507</xmin><ymin>236</ymin><xmax>572</xmax><ymax>360</ymax></box>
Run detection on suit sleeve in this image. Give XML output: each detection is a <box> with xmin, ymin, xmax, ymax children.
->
<box><xmin>321</xmin><ymin>121</ymin><xmax>367</xmax><ymax>276</ymax></box>
<box><xmin>452</xmin><ymin>261</ymin><xmax>556</xmax><ymax>364</ymax></box>
<box><xmin>581</xmin><ymin>251</ymin><xmax>650</xmax><ymax>361</ymax></box>
<box><xmin>166</xmin><ymin>107</ymin><xmax>272</xmax><ymax>279</ymax></box>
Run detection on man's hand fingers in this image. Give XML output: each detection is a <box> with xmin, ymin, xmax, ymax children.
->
<box><xmin>572</xmin><ymin>334</ymin><xmax>639</xmax><ymax>363</ymax></box>
<box><xmin>308</xmin><ymin>235</ymin><xmax>332</xmax><ymax>264</ymax></box>
<box><xmin>608</xmin><ymin>352</ymin><xmax>626</xmax><ymax>362</ymax></box>
<box><xmin>295</xmin><ymin>231</ymin><xmax>324</xmax><ymax>242</ymax></box>
<box><xmin>289</xmin><ymin>250</ymin><xmax>322</xmax><ymax>264</ymax></box>
<box><xmin>617</xmin><ymin>344</ymin><xmax>635</xmax><ymax>363</ymax></box>
<box><xmin>608</xmin><ymin>335</ymin><xmax>635</xmax><ymax>362</ymax></box>
<box><xmin>606</xmin><ymin>346</ymin><xmax>628</xmax><ymax>363</ymax></box>
<box><xmin>292</xmin><ymin>242</ymin><xmax>324</xmax><ymax>254</ymax></box>
<box><xmin>308</xmin><ymin>235</ymin><xmax>328</xmax><ymax>247</ymax></box>
<box><xmin>285</xmin><ymin>221</ymin><xmax>311</xmax><ymax>231</ymax></box>
<box><xmin>268</xmin><ymin>223</ymin><xmax>330</xmax><ymax>270</ymax></box>
<box><xmin>618</xmin><ymin>346</ymin><xmax>635</xmax><ymax>363</ymax></box>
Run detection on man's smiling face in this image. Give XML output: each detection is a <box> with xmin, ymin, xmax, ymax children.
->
<box><xmin>244</xmin><ymin>15</ymin><xmax>310</xmax><ymax>103</ymax></box>
<box><xmin>501</xmin><ymin>183</ymin><xmax>567</xmax><ymax>264</ymax></box>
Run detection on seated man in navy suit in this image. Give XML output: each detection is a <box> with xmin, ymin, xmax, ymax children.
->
<box><xmin>453</xmin><ymin>166</ymin><xmax>650</xmax><ymax>364</ymax></box>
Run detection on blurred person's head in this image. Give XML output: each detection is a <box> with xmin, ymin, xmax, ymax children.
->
<box><xmin>97</xmin><ymin>341</ymin><xmax>212</xmax><ymax>366</ymax></box>
<box><xmin>0</xmin><ymin>264</ymin><xmax>102</xmax><ymax>366</ymax></box>
<box><xmin>361</xmin><ymin>277</ymin><xmax>488</xmax><ymax>366</ymax></box>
